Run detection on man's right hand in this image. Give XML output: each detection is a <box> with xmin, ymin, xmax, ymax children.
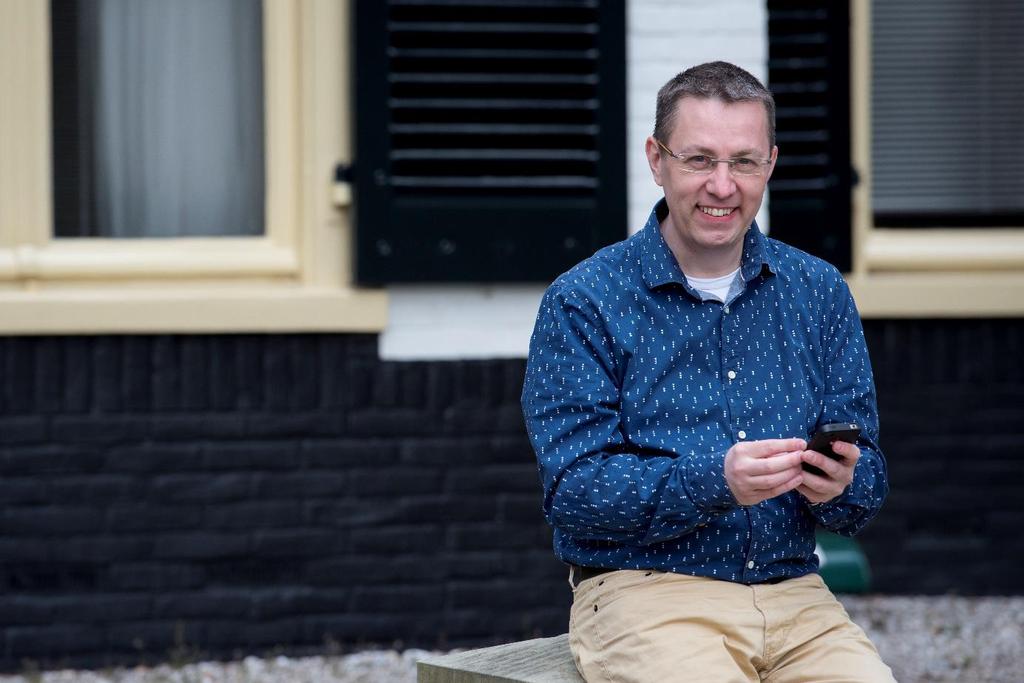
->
<box><xmin>724</xmin><ymin>438</ymin><xmax>806</xmax><ymax>506</ymax></box>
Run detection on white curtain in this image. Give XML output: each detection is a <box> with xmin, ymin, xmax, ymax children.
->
<box><xmin>86</xmin><ymin>0</ymin><xmax>264</xmax><ymax>237</ymax></box>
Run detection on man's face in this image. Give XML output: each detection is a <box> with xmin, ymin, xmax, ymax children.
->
<box><xmin>646</xmin><ymin>97</ymin><xmax>777</xmax><ymax>269</ymax></box>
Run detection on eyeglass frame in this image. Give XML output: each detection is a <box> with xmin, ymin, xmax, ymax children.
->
<box><xmin>654</xmin><ymin>138</ymin><xmax>773</xmax><ymax>177</ymax></box>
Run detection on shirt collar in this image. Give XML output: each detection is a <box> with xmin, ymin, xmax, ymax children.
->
<box><xmin>639</xmin><ymin>198</ymin><xmax>777</xmax><ymax>293</ymax></box>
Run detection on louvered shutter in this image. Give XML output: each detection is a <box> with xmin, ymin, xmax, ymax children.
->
<box><xmin>872</xmin><ymin>0</ymin><xmax>1024</xmax><ymax>227</ymax></box>
<box><xmin>352</xmin><ymin>0</ymin><xmax>626</xmax><ymax>284</ymax></box>
<box><xmin>766</xmin><ymin>1</ymin><xmax>853</xmax><ymax>271</ymax></box>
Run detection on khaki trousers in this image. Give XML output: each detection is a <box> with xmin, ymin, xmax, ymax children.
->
<box><xmin>569</xmin><ymin>569</ymin><xmax>895</xmax><ymax>683</ymax></box>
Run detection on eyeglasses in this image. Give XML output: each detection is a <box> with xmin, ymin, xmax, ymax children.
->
<box><xmin>655</xmin><ymin>139</ymin><xmax>771</xmax><ymax>177</ymax></box>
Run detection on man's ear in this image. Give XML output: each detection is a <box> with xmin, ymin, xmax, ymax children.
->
<box><xmin>765</xmin><ymin>145</ymin><xmax>779</xmax><ymax>183</ymax></box>
<box><xmin>645</xmin><ymin>136</ymin><xmax>664</xmax><ymax>187</ymax></box>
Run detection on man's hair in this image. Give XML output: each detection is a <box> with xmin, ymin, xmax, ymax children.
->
<box><xmin>653</xmin><ymin>61</ymin><xmax>776</xmax><ymax>149</ymax></box>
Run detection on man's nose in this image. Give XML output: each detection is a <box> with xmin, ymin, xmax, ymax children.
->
<box><xmin>705</xmin><ymin>161</ymin><xmax>736</xmax><ymax>197</ymax></box>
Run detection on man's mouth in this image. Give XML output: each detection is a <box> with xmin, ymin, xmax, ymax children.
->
<box><xmin>700</xmin><ymin>205</ymin><xmax>735</xmax><ymax>218</ymax></box>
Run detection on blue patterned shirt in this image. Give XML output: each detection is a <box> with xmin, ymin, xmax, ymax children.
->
<box><xmin>521</xmin><ymin>200</ymin><xmax>888</xmax><ymax>584</ymax></box>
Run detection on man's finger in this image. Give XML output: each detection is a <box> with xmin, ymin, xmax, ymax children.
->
<box><xmin>750</xmin><ymin>452</ymin><xmax>804</xmax><ymax>476</ymax></box>
<box><xmin>751</xmin><ymin>468</ymin><xmax>804</xmax><ymax>492</ymax></box>
<box><xmin>763</xmin><ymin>474</ymin><xmax>803</xmax><ymax>499</ymax></box>
<box><xmin>796</xmin><ymin>484</ymin><xmax>825</xmax><ymax>502</ymax></box>
<box><xmin>797</xmin><ymin>467</ymin><xmax>833</xmax><ymax>493</ymax></box>
<box><xmin>741</xmin><ymin>438</ymin><xmax>807</xmax><ymax>458</ymax></box>
<box><xmin>802</xmin><ymin>449</ymin><xmax>844</xmax><ymax>478</ymax></box>
<box><xmin>831</xmin><ymin>440</ymin><xmax>861</xmax><ymax>463</ymax></box>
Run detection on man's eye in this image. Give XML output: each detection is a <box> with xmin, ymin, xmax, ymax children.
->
<box><xmin>733</xmin><ymin>158</ymin><xmax>758</xmax><ymax>169</ymax></box>
<box><xmin>684</xmin><ymin>155</ymin><xmax>712</xmax><ymax>169</ymax></box>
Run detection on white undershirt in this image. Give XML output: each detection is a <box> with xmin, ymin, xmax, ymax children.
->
<box><xmin>685</xmin><ymin>267</ymin><xmax>741</xmax><ymax>303</ymax></box>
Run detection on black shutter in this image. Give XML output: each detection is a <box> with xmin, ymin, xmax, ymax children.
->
<box><xmin>767</xmin><ymin>1</ymin><xmax>852</xmax><ymax>271</ymax></box>
<box><xmin>352</xmin><ymin>0</ymin><xmax>626</xmax><ymax>284</ymax></box>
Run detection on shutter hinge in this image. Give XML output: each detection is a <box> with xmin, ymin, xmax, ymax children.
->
<box><xmin>333</xmin><ymin>163</ymin><xmax>354</xmax><ymax>207</ymax></box>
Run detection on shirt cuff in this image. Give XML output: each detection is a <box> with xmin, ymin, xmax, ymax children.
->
<box><xmin>803</xmin><ymin>476</ymin><xmax>862</xmax><ymax>525</ymax></box>
<box><xmin>682</xmin><ymin>451</ymin><xmax>738</xmax><ymax>513</ymax></box>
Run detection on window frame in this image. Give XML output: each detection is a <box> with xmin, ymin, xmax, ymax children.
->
<box><xmin>848</xmin><ymin>0</ymin><xmax>1024</xmax><ymax>317</ymax></box>
<box><xmin>0</xmin><ymin>0</ymin><xmax>385</xmax><ymax>334</ymax></box>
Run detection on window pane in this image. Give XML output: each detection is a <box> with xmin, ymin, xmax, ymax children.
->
<box><xmin>52</xmin><ymin>0</ymin><xmax>265</xmax><ymax>238</ymax></box>
<box><xmin>872</xmin><ymin>0</ymin><xmax>1024</xmax><ymax>227</ymax></box>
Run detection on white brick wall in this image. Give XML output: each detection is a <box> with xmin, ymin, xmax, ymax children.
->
<box><xmin>379</xmin><ymin>285</ymin><xmax>546</xmax><ymax>361</ymax></box>
<box><xmin>380</xmin><ymin>0</ymin><xmax>769</xmax><ymax>360</ymax></box>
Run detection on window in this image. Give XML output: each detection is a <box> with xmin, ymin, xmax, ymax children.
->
<box><xmin>352</xmin><ymin>0</ymin><xmax>627</xmax><ymax>283</ymax></box>
<box><xmin>51</xmin><ymin>0</ymin><xmax>265</xmax><ymax>239</ymax></box>
<box><xmin>850</xmin><ymin>0</ymin><xmax>1024</xmax><ymax>315</ymax></box>
<box><xmin>0</xmin><ymin>1</ymin><xmax>385</xmax><ymax>333</ymax></box>
<box><xmin>766</xmin><ymin>0</ymin><xmax>1024</xmax><ymax>316</ymax></box>
<box><xmin>871</xmin><ymin>0</ymin><xmax>1023</xmax><ymax>229</ymax></box>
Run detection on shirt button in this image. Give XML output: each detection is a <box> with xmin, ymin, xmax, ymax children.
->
<box><xmin>747</xmin><ymin>561</ymin><xmax>755</xmax><ymax>569</ymax></box>
<box><xmin>724</xmin><ymin>306</ymin><xmax>730</xmax><ymax>314</ymax></box>
<box><xmin>738</xmin><ymin>430</ymin><xmax>747</xmax><ymax>439</ymax></box>
<box><xmin>727</xmin><ymin>370</ymin><xmax>737</xmax><ymax>380</ymax></box>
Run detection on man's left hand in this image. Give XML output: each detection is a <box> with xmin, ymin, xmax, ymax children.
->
<box><xmin>798</xmin><ymin>440</ymin><xmax>859</xmax><ymax>504</ymax></box>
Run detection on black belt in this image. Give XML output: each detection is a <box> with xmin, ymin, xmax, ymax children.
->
<box><xmin>570</xmin><ymin>565</ymin><xmax>788</xmax><ymax>588</ymax></box>
<box><xmin>569</xmin><ymin>564</ymin><xmax>617</xmax><ymax>588</ymax></box>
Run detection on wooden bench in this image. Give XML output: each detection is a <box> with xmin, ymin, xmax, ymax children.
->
<box><xmin>417</xmin><ymin>633</ymin><xmax>583</xmax><ymax>683</ymax></box>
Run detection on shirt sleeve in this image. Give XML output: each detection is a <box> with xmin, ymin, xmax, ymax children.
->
<box><xmin>521</xmin><ymin>282</ymin><xmax>737</xmax><ymax>547</ymax></box>
<box><xmin>805</xmin><ymin>274</ymin><xmax>889</xmax><ymax>535</ymax></box>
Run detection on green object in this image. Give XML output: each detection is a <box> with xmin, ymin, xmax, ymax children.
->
<box><xmin>815</xmin><ymin>529</ymin><xmax>871</xmax><ymax>593</ymax></box>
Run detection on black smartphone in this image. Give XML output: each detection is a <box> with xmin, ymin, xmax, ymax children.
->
<box><xmin>802</xmin><ymin>422</ymin><xmax>860</xmax><ymax>476</ymax></box>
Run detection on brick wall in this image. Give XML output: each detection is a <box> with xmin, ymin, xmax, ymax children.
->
<box><xmin>0</xmin><ymin>335</ymin><xmax>566</xmax><ymax>670</ymax></box>
<box><xmin>858</xmin><ymin>319</ymin><xmax>1024</xmax><ymax>594</ymax></box>
<box><xmin>2</xmin><ymin>321</ymin><xmax>1023</xmax><ymax>668</ymax></box>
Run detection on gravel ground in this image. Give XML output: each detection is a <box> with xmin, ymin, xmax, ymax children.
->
<box><xmin>841</xmin><ymin>595</ymin><xmax>1024</xmax><ymax>682</ymax></box>
<box><xmin>2</xmin><ymin>596</ymin><xmax>1021</xmax><ymax>683</ymax></box>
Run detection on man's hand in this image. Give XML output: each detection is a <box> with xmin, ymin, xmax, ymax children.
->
<box><xmin>798</xmin><ymin>440</ymin><xmax>860</xmax><ymax>504</ymax></box>
<box><xmin>724</xmin><ymin>438</ymin><xmax>806</xmax><ymax>506</ymax></box>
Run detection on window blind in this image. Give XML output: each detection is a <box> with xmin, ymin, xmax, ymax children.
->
<box><xmin>872</xmin><ymin>0</ymin><xmax>1024</xmax><ymax>225</ymax></box>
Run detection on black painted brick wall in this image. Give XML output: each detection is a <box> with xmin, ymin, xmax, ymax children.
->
<box><xmin>1</xmin><ymin>320</ymin><xmax>1022</xmax><ymax>669</ymax></box>
<box><xmin>858</xmin><ymin>319</ymin><xmax>1024</xmax><ymax>594</ymax></box>
<box><xmin>0</xmin><ymin>335</ymin><xmax>566</xmax><ymax>670</ymax></box>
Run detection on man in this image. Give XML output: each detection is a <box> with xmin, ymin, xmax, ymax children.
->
<box><xmin>521</xmin><ymin>62</ymin><xmax>894</xmax><ymax>682</ymax></box>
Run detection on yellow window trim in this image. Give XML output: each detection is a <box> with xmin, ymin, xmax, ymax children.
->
<box><xmin>0</xmin><ymin>0</ymin><xmax>386</xmax><ymax>334</ymax></box>
<box><xmin>848</xmin><ymin>0</ymin><xmax>1024</xmax><ymax>317</ymax></box>
<box><xmin>0</xmin><ymin>239</ymin><xmax>298</xmax><ymax>281</ymax></box>
<box><xmin>0</xmin><ymin>289</ymin><xmax>386</xmax><ymax>334</ymax></box>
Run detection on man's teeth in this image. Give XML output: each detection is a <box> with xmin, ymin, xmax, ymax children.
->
<box><xmin>701</xmin><ymin>206</ymin><xmax>734</xmax><ymax>217</ymax></box>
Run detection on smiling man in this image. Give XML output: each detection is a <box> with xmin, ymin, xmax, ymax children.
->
<box><xmin>650</xmin><ymin>95</ymin><xmax>777</xmax><ymax>278</ymax></box>
<box><xmin>522</xmin><ymin>62</ymin><xmax>895</xmax><ymax>682</ymax></box>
